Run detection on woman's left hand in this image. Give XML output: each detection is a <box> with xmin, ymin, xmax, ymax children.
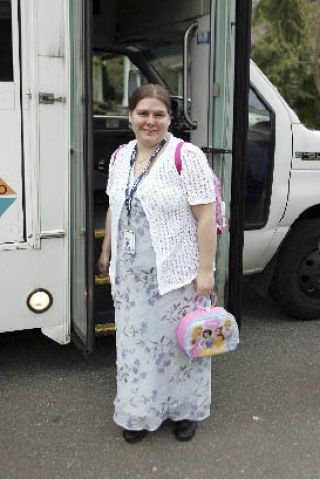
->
<box><xmin>194</xmin><ymin>270</ymin><xmax>215</xmax><ymax>296</ymax></box>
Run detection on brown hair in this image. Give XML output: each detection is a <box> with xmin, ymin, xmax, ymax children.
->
<box><xmin>129</xmin><ymin>84</ymin><xmax>172</xmax><ymax>114</ymax></box>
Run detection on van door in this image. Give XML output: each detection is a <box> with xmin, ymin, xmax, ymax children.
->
<box><xmin>0</xmin><ymin>0</ymin><xmax>23</xmax><ymax>244</ymax></box>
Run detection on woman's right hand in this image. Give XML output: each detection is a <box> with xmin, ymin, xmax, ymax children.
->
<box><xmin>98</xmin><ymin>252</ymin><xmax>110</xmax><ymax>274</ymax></box>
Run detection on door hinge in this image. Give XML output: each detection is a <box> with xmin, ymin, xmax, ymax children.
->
<box><xmin>39</xmin><ymin>92</ymin><xmax>66</xmax><ymax>104</ymax></box>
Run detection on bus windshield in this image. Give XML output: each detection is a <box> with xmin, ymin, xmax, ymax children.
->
<box><xmin>142</xmin><ymin>45</ymin><xmax>183</xmax><ymax>96</ymax></box>
<box><xmin>92</xmin><ymin>43</ymin><xmax>183</xmax><ymax>116</ymax></box>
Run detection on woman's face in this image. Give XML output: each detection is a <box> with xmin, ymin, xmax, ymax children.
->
<box><xmin>129</xmin><ymin>97</ymin><xmax>171</xmax><ymax>148</ymax></box>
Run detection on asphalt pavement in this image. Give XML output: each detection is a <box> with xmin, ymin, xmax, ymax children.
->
<box><xmin>1</xmin><ymin>282</ymin><xmax>320</xmax><ymax>479</ymax></box>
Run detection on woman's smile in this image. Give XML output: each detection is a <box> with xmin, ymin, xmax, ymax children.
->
<box><xmin>143</xmin><ymin>128</ymin><xmax>157</xmax><ymax>135</ymax></box>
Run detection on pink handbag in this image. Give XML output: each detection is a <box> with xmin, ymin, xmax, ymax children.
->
<box><xmin>177</xmin><ymin>294</ymin><xmax>239</xmax><ymax>360</ymax></box>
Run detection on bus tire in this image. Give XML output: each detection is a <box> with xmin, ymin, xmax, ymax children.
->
<box><xmin>270</xmin><ymin>218</ymin><xmax>320</xmax><ymax>320</ymax></box>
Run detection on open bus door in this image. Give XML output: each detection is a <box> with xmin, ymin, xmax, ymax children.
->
<box><xmin>72</xmin><ymin>0</ymin><xmax>250</xmax><ymax>348</ymax></box>
<box><xmin>69</xmin><ymin>1</ymin><xmax>95</xmax><ymax>354</ymax></box>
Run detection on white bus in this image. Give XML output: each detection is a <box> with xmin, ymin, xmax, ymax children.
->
<box><xmin>0</xmin><ymin>0</ymin><xmax>250</xmax><ymax>353</ymax></box>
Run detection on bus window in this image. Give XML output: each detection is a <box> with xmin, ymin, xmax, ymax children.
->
<box><xmin>0</xmin><ymin>0</ymin><xmax>13</xmax><ymax>82</ymax></box>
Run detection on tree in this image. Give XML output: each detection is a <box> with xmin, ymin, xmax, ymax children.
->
<box><xmin>302</xmin><ymin>0</ymin><xmax>320</xmax><ymax>95</ymax></box>
<box><xmin>251</xmin><ymin>0</ymin><xmax>320</xmax><ymax>129</ymax></box>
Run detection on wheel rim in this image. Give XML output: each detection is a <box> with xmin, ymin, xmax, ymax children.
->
<box><xmin>298</xmin><ymin>248</ymin><xmax>320</xmax><ymax>299</ymax></box>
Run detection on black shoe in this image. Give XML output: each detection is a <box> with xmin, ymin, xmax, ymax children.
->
<box><xmin>122</xmin><ymin>428</ymin><xmax>148</xmax><ymax>443</ymax></box>
<box><xmin>173</xmin><ymin>420</ymin><xmax>197</xmax><ymax>441</ymax></box>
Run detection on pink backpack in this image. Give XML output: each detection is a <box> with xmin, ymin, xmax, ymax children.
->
<box><xmin>177</xmin><ymin>294</ymin><xmax>239</xmax><ymax>361</ymax></box>
<box><xmin>175</xmin><ymin>141</ymin><xmax>226</xmax><ymax>234</ymax></box>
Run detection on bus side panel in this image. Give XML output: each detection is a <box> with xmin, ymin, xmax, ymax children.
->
<box><xmin>1</xmin><ymin>239</ymin><xmax>69</xmax><ymax>344</ymax></box>
<box><xmin>0</xmin><ymin>0</ymin><xmax>70</xmax><ymax>345</ymax></box>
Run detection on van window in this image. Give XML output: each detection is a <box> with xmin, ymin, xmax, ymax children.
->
<box><xmin>0</xmin><ymin>0</ymin><xmax>13</xmax><ymax>81</ymax></box>
<box><xmin>245</xmin><ymin>87</ymin><xmax>274</xmax><ymax>228</ymax></box>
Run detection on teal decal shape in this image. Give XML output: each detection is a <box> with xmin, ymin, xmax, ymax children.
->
<box><xmin>0</xmin><ymin>198</ymin><xmax>16</xmax><ymax>218</ymax></box>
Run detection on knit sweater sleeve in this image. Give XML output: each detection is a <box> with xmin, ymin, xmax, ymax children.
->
<box><xmin>180</xmin><ymin>143</ymin><xmax>216</xmax><ymax>205</ymax></box>
<box><xmin>106</xmin><ymin>150</ymin><xmax>117</xmax><ymax>197</ymax></box>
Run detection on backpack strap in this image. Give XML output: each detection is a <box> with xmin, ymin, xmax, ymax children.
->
<box><xmin>111</xmin><ymin>144</ymin><xmax>126</xmax><ymax>165</ymax></box>
<box><xmin>175</xmin><ymin>141</ymin><xmax>184</xmax><ymax>175</ymax></box>
<box><xmin>175</xmin><ymin>140</ymin><xmax>226</xmax><ymax>234</ymax></box>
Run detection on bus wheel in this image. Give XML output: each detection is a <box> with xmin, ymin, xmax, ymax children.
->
<box><xmin>270</xmin><ymin>218</ymin><xmax>320</xmax><ymax>320</ymax></box>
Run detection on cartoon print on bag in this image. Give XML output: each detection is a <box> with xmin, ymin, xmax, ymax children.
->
<box><xmin>223</xmin><ymin>319</ymin><xmax>234</xmax><ymax>341</ymax></box>
<box><xmin>212</xmin><ymin>326</ymin><xmax>228</xmax><ymax>353</ymax></box>
<box><xmin>213</xmin><ymin>327</ymin><xmax>225</xmax><ymax>348</ymax></box>
<box><xmin>189</xmin><ymin>326</ymin><xmax>205</xmax><ymax>357</ymax></box>
<box><xmin>223</xmin><ymin>318</ymin><xmax>238</xmax><ymax>350</ymax></box>
<box><xmin>203</xmin><ymin>329</ymin><xmax>214</xmax><ymax>348</ymax></box>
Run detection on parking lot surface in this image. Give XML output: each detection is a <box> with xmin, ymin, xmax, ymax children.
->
<box><xmin>1</xmin><ymin>283</ymin><xmax>320</xmax><ymax>479</ymax></box>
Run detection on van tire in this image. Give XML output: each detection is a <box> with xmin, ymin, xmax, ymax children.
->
<box><xmin>270</xmin><ymin>219</ymin><xmax>320</xmax><ymax>320</ymax></box>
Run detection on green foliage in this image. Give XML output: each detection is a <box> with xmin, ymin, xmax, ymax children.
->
<box><xmin>251</xmin><ymin>0</ymin><xmax>320</xmax><ymax>129</ymax></box>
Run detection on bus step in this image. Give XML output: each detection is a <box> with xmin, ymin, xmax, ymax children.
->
<box><xmin>95</xmin><ymin>273</ymin><xmax>110</xmax><ymax>285</ymax></box>
<box><xmin>95</xmin><ymin>322</ymin><xmax>115</xmax><ymax>335</ymax></box>
<box><xmin>95</xmin><ymin>229</ymin><xmax>105</xmax><ymax>239</ymax></box>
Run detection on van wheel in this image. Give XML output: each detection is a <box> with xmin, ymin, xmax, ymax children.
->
<box><xmin>270</xmin><ymin>219</ymin><xmax>320</xmax><ymax>320</ymax></box>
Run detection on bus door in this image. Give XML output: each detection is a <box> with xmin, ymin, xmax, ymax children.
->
<box><xmin>78</xmin><ymin>0</ymin><xmax>249</xmax><ymax>345</ymax></box>
<box><xmin>69</xmin><ymin>0</ymin><xmax>95</xmax><ymax>353</ymax></box>
<box><xmin>88</xmin><ymin>0</ymin><xmax>238</xmax><ymax>329</ymax></box>
<box><xmin>0</xmin><ymin>0</ymin><xmax>23</xmax><ymax>244</ymax></box>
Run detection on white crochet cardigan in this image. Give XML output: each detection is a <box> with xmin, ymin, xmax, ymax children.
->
<box><xmin>106</xmin><ymin>134</ymin><xmax>216</xmax><ymax>295</ymax></box>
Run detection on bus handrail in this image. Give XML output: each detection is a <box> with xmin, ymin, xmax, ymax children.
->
<box><xmin>183</xmin><ymin>21</ymin><xmax>198</xmax><ymax>129</ymax></box>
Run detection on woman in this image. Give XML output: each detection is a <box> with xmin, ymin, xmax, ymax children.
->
<box><xmin>98</xmin><ymin>84</ymin><xmax>217</xmax><ymax>443</ymax></box>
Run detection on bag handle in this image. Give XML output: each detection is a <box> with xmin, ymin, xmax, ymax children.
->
<box><xmin>192</xmin><ymin>292</ymin><xmax>218</xmax><ymax>309</ymax></box>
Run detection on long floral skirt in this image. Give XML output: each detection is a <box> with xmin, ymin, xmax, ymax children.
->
<box><xmin>112</xmin><ymin>197</ymin><xmax>212</xmax><ymax>431</ymax></box>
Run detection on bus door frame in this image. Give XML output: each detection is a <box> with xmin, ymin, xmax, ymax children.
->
<box><xmin>69</xmin><ymin>0</ymin><xmax>95</xmax><ymax>355</ymax></box>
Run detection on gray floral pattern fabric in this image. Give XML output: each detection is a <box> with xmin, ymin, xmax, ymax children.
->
<box><xmin>113</xmin><ymin>196</ymin><xmax>212</xmax><ymax>431</ymax></box>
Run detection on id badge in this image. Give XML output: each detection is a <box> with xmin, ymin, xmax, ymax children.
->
<box><xmin>123</xmin><ymin>230</ymin><xmax>136</xmax><ymax>254</ymax></box>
